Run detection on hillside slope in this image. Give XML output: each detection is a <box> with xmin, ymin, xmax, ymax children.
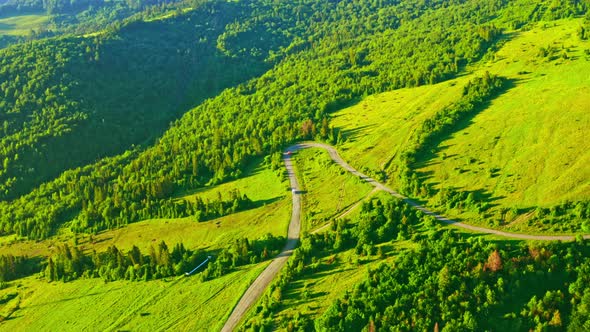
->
<box><xmin>0</xmin><ymin>0</ymin><xmax>271</xmax><ymax>200</ymax></box>
<box><xmin>0</xmin><ymin>1</ymin><xmax>589</xmax><ymax>331</ymax></box>
<box><xmin>1</xmin><ymin>0</ymin><xmax>522</xmax><ymax>240</ymax></box>
<box><xmin>334</xmin><ymin>18</ymin><xmax>590</xmax><ymax>234</ymax></box>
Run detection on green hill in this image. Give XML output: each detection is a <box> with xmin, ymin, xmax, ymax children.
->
<box><xmin>0</xmin><ymin>1</ymin><xmax>278</xmax><ymax>202</ymax></box>
<box><xmin>334</xmin><ymin>18</ymin><xmax>590</xmax><ymax>234</ymax></box>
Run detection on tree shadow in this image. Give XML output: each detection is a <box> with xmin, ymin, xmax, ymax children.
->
<box><xmin>338</xmin><ymin>124</ymin><xmax>377</xmax><ymax>143</ymax></box>
<box><xmin>0</xmin><ymin>23</ymin><xmax>14</xmax><ymax>30</ymax></box>
<box><xmin>470</xmin><ymin>188</ymin><xmax>505</xmax><ymax>207</ymax></box>
<box><xmin>414</xmin><ymin>78</ymin><xmax>518</xmax><ymax>170</ymax></box>
<box><xmin>251</xmin><ymin>196</ymin><xmax>284</xmax><ymax>208</ymax></box>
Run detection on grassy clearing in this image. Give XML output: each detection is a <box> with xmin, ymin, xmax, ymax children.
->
<box><xmin>180</xmin><ymin>157</ymin><xmax>287</xmax><ymax>204</ymax></box>
<box><xmin>0</xmin><ymin>262</ymin><xmax>268</xmax><ymax>331</ymax></box>
<box><xmin>418</xmin><ymin>20</ymin><xmax>590</xmax><ymax>232</ymax></box>
<box><xmin>83</xmin><ymin>199</ymin><xmax>290</xmax><ymax>254</ymax></box>
<box><xmin>0</xmin><ymin>160</ymin><xmax>290</xmax><ymax>257</ymax></box>
<box><xmin>292</xmin><ymin>148</ymin><xmax>374</xmax><ymax>232</ymax></box>
<box><xmin>332</xmin><ymin>19</ymin><xmax>590</xmax><ymax>234</ymax></box>
<box><xmin>0</xmin><ymin>14</ymin><xmax>48</xmax><ymax>36</ymax></box>
<box><xmin>0</xmin><ymin>200</ymin><xmax>291</xmax><ymax>257</ymax></box>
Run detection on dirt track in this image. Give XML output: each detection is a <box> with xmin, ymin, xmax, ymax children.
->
<box><xmin>221</xmin><ymin>142</ymin><xmax>589</xmax><ymax>331</ymax></box>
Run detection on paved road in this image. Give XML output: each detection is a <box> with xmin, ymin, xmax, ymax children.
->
<box><xmin>221</xmin><ymin>151</ymin><xmax>301</xmax><ymax>332</ymax></box>
<box><xmin>221</xmin><ymin>142</ymin><xmax>589</xmax><ymax>331</ymax></box>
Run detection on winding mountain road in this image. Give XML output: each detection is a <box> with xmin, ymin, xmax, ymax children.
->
<box><xmin>220</xmin><ymin>148</ymin><xmax>301</xmax><ymax>332</ymax></box>
<box><xmin>221</xmin><ymin>142</ymin><xmax>589</xmax><ymax>331</ymax></box>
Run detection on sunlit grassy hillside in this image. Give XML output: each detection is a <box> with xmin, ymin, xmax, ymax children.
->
<box><xmin>0</xmin><ymin>263</ymin><xmax>267</xmax><ymax>331</ymax></box>
<box><xmin>333</xmin><ymin>19</ymin><xmax>590</xmax><ymax>233</ymax></box>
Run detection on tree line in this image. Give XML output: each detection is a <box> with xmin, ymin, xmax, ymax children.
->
<box><xmin>0</xmin><ymin>254</ymin><xmax>37</xmax><ymax>282</ymax></box>
<box><xmin>42</xmin><ymin>233</ymin><xmax>284</xmax><ymax>283</ymax></box>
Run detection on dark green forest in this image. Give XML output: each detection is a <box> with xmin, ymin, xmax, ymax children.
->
<box><xmin>0</xmin><ymin>0</ymin><xmax>184</xmax><ymax>20</ymax></box>
<box><xmin>315</xmin><ymin>231</ymin><xmax>590</xmax><ymax>331</ymax></box>
<box><xmin>5</xmin><ymin>0</ymin><xmax>588</xmax><ymax>240</ymax></box>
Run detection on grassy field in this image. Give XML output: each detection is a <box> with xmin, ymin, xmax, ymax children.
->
<box><xmin>179</xmin><ymin>157</ymin><xmax>286</xmax><ymax>204</ymax></box>
<box><xmin>0</xmin><ymin>262</ymin><xmax>268</xmax><ymax>331</ymax></box>
<box><xmin>332</xmin><ymin>80</ymin><xmax>467</xmax><ymax>176</ymax></box>
<box><xmin>332</xmin><ymin>19</ymin><xmax>590</xmax><ymax>234</ymax></box>
<box><xmin>419</xmin><ymin>20</ymin><xmax>590</xmax><ymax>208</ymax></box>
<box><xmin>0</xmin><ymin>153</ymin><xmax>292</xmax><ymax>331</ymax></box>
<box><xmin>0</xmin><ymin>159</ymin><xmax>290</xmax><ymax>257</ymax></box>
<box><xmin>292</xmin><ymin>148</ymin><xmax>374</xmax><ymax>232</ymax></box>
<box><xmin>0</xmin><ymin>14</ymin><xmax>48</xmax><ymax>36</ymax></box>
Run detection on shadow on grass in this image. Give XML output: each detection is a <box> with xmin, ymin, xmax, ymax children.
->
<box><xmin>252</xmin><ymin>196</ymin><xmax>284</xmax><ymax>207</ymax></box>
<box><xmin>0</xmin><ymin>23</ymin><xmax>15</xmax><ymax>30</ymax></box>
<box><xmin>413</xmin><ymin>78</ymin><xmax>519</xmax><ymax>171</ymax></box>
<box><xmin>407</xmin><ymin>79</ymin><xmax>521</xmax><ymax>209</ymax></box>
<box><xmin>339</xmin><ymin>124</ymin><xmax>377</xmax><ymax>143</ymax></box>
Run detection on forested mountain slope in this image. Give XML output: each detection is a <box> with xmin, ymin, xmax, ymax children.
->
<box><xmin>0</xmin><ymin>0</ymin><xmax>588</xmax><ymax>241</ymax></box>
<box><xmin>0</xmin><ymin>0</ymin><xmax>270</xmax><ymax>201</ymax></box>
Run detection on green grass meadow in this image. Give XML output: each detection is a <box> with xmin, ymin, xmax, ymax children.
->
<box><xmin>292</xmin><ymin>148</ymin><xmax>374</xmax><ymax>232</ymax></box>
<box><xmin>420</xmin><ymin>19</ymin><xmax>590</xmax><ymax>209</ymax></box>
<box><xmin>332</xmin><ymin>19</ymin><xmax>590</xmax><ymax>233</ymax></box>
<box><xmin>0</xmin><ymin>157</ymin><xmax>290</xmax><ymax>257</ymax></box>
<box><xmin>0</xmin><ymin>262</ymin><xmax>268</xmax><ymax>331</ymax></box>
<box><xmin>0</xmin><ymin>14</ymin><xmax>48</xmax><ymax>36</ymax></box>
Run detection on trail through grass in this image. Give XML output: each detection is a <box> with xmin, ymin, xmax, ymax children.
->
<box><xmin>292</xmin><ymin>148</ymin><xmax>374</xmax><ymax>232</ymax></box>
